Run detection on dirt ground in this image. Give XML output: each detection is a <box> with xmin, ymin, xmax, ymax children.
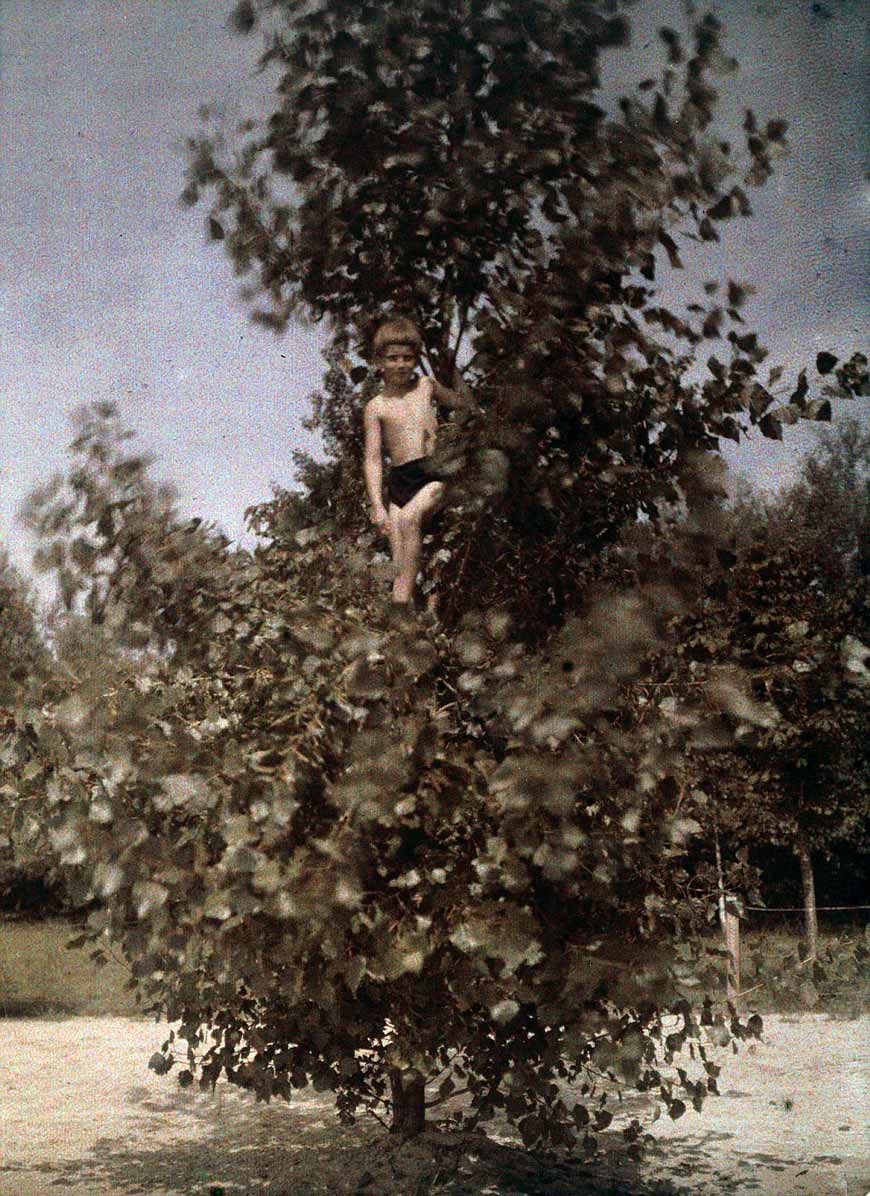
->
<box><xmin>1</xmin><ymin>1014</ymin><xmax>867</xmax><ymax>1196</ymax></box>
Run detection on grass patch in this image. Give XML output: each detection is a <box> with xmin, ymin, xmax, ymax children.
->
<box><xmin>0</xmin><ymin>918</ymin><xmax>141</xmax><ymax>1017</ymax></box>
<box><xmin>734</xmin><ymin>926</ymin><xmax>870</xmax><ymax>1017</ymax></box>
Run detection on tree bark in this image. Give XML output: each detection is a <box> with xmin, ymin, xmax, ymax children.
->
<box><xmin>389</xmin><ymin>1068</ymin><xmax>426</xmax><ymax>1137</ymax></box>
<box><xmin>796</xmin><ymin>838</ymin><xmax>819</xmax><ymax>961</ymax></box>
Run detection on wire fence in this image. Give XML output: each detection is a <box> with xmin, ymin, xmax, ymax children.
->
<box><xmin>743</xmin><ymin>904</ymin><xmax>870</xmax><ymax>913</ymax></box>
<box><xmin>717</xmin><ymin>899</ymin><xmax>868</xmax><ymax>1001</ymax></box>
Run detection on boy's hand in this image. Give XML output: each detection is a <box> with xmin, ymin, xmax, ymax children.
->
<box><xmin>451</xmin><ymin>368</ymin><xmax>473</xmax><ymax>400</ymax></box>
<box><xmin>371</xmin><ymin>505</ymin><xmax>389</xmax><ymax>531</ymax></box>
<box><xmin>430</xmin><ymin>373</ymin><xmax>475</xmax><ymax>411</ymax></box>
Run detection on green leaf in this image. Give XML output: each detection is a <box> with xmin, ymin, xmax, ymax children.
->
<box><xmin>148</xmin><ymin>1052</ymin><xmax>174</xmax><ymax>1076</ymax></box>
<box><xmin>805</xmin><ymin>399</ymin><xmax>831</xmax><ymax>421</ymax></box>
<box><xmin>759</xmin><ymin>412</ymin><xmax>782</xmax><ymax>440</ymax></box>
<box><xmin>519</xmin><ymin>1113</ymin><xmax>544</xmax><ymax>1147</ymax></box>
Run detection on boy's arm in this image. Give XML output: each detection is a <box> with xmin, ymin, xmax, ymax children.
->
<box><xmin>363</xmin><ymin>400</ymin><xmax>388</xmax><ymax>526</ymax></box>
<box><xmin>430</xmin><ymin>371</ymin><xmax>476</xmax><ymax>411</ymax></box>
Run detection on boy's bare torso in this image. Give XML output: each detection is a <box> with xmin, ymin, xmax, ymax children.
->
<box><xmin>370</xmin><ymin>377</ymin><xmax>438</xmax><ymax>465</ymax></box>
<box><xmin>363</xmin><ymin>338</ymin><xmax>472</xmax><ymax>602</ymax></box>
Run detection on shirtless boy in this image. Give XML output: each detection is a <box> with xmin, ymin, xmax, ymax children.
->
<box><xmin>363</xmin><ymin>317</ymin><xmax>473</xmax><ymax>605</ymax></box>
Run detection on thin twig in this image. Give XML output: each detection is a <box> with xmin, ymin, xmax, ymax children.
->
<box><xmin>366</xmin><ymin>1105</ymin><xmax>390</xmax><ymax>1130</ymax></box>
<box><xmin>425</xmin><ymin>1085</ymin><xmax>470</xmax><ymax>1109</ymax></box>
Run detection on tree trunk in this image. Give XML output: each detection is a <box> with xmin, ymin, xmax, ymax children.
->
<box><xmin>389</xmin><ymin>1068</ymin><xmax>426</xmax><ymax>1137</ymax></box>
<box><xmin>797</xmin><ymin>838</ymin><xmax>819</xmax><ymax>961</ymax></box>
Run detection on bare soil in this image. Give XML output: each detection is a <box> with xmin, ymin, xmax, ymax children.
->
<box><xmin>1</xmin><ymin>1015</ymin><xmax>867</xmax><ymax>1196</ymax></box>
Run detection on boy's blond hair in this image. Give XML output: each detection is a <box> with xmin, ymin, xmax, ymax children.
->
<box><xmin>372</xmin><ymin>317</ymin><xmax>423</xmax><ymax>358</ymax></box>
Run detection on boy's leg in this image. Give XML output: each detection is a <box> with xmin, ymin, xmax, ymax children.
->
<box><xmin>392</xmin><ymin>481</ymin><xmax>444</xmax><ymax>604</ymax></box>
<box><xmin>387</xmin><ymin>503</ymin><xmax>404</xmax><ymax>602</ymax></box>
<box><xmin>387</xmin><ymin>503</ymin><xmax>403</xmax><ymax>564</ymax></box>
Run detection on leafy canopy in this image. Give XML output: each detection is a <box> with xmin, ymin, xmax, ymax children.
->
<box><xmin>186</xmin><ymin>2</ymin><xmax>864</xmax><ymax>635</ymax></box>
<box><xmin>667</xmin><ymin>419</ymin><xmax>870</xmax><ymax>859</ymax></box>
<box><xmin>15</xmin><ymin>406</ymin><xmax>765</xmax><ymax>1145</ymax></box>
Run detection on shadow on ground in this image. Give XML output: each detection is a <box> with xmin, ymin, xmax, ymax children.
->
<box><xmin>3</xmin><ymin>1013</ymin><xmax>866</xmax><ymax>1196</ymax></box>
<box><xmin>2</xmin><ymin>1083</ymin><xmax>692</xmax><ymax>1196</ymax></box>
<box><xmin>2</xmin><ymin>1080</ymin><xmax>862</xmax><ymax>1195</ymax></box>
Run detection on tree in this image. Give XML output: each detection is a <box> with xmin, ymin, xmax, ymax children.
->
<box><xmin>0</xmin><ymin>551</ymin><xmax>55</xmax><ymax>909</ymax></box>
<box><xmin>4</xmin><ymin>405</ymin><xmax>236</xmax><ymax>912</ymax></box>
<box><xmin>640</xmin><ymin>418</ymin><xmax>869</xmax><ymax>966</ymax></box>
<box><xmin>16</xmin><ymin>404</ymin><xmax>767</xmax><ymax>1146</ymax></box>
<box><xmin>13</xmin><ymin>1</ymin><xmax>866</xmax><ymax>1157</ymax></box>
<box><xmin>0</xmin><ymin>550</ymin><xmax>45</xmax><ymax>703</ymax></box>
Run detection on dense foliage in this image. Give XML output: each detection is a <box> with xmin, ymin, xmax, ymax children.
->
<box><xmin>186</xmin><ymin>0</ymin><xmax>860</xmax><ymax>635</ymax></box>
<box><xmin>699</xmin><ymin>421</ymin><xmax>870</xmax><ymax>864</ymax></box>
<box><xmin>12</xmin><ymin>405</ymin><xmax>773</xmax><ymax>1143</ymax></box>
<box><xmin>615</xmin><ymin>420</ymin><xmax>869</xmax><ymax>973</ymax></box>
<box><xmin>669</xmin><ymin>421</ymin><xmax>868</xmax><ymax>850</ymax></box>
<box><xmin>0</xmin><ymin>551</ymin><xmax>45</xmax><ymax>704</ymax></box>
<box><xmin>0</xmin><ymin>553</ymin><xmax>55</xmax><ymax>908</ymax></box>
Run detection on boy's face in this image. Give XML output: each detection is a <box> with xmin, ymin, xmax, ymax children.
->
<box><xmin>379</xmin><ymin>343</ymin><xmax>418</xmax><ymax>387</ymax></box>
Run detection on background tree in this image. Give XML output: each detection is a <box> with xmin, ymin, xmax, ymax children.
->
<box><xmin>0</xmin><ymin>549</ymin><xmax>46</xmax><ymax>704</ymax></box>
<box><xmin>0</xmin><ymin>551</ymin><xmax>56</xmax><ymax>910</ymax></box>
<box><xmin>635</xmin><ymin>417</ymin><xmax>869</xmax><ymax>963</ymax></box>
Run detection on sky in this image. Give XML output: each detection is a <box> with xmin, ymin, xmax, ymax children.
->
<box><xmin>1</xmin><ymin>0</ymin><xmax>867</xmax><ymax>590</ymax></box>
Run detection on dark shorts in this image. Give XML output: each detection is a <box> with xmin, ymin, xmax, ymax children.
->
<box><xmin>387</xmin><ymin>457</ymin><xmax>441</xmax><ymax>509</ymax></box>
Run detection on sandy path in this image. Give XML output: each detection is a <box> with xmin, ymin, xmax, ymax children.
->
<box><xmin>0</xmin><ymin>1015</ymin><xmax>867</xmax><ymax>1195</ymax></box>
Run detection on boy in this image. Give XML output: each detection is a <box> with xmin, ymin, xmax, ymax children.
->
<box><xmin>363</xmin><ymin>317</ymin><xmax>474</xmax><ymax>605</ymax></box>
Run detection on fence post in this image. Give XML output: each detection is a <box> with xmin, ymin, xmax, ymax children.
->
<box><xmin>723</xmin><ymin>903</ymin><xmax>741</xmax><ymax>999</ymax></box>
<box><xmin>714</xmin><ymin>829</ymin><xmax>741</xmax><ymax>999</ymax></box>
